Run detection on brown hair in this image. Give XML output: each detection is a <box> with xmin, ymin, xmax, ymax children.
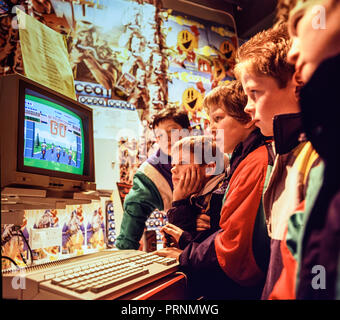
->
<box><xmin>151</xmin><ymin>106</ymin><xmax>191</xmax><ymax>130</ymax></box>
<box><xmin>234</xmin><ymin>22</ymin><xmax>295</xmax><ymax>88</ymax></box>
<box><xmin>203</xmin><ymin>80</ymin><xmax>250</xmax><ymax>124</ymax></box>
<box><xmin>275</xmin><ymin>0</ymin><xmax>299</xmax><ymax>24</ymax></box>
<box><xmin>172</xmin><ymin>135</ymin><xmax>224</xmax><ymax>173</ymax></box>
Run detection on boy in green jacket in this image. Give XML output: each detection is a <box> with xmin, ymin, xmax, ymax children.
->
<box><xmin>116</xmin><ymin>107</ymin><xmax>191</xmax><ymax>250</ymax></box>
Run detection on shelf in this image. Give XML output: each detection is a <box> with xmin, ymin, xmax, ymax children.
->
<box><xmin>1</xmin><ymin>187</ymin><xmax>98</xmax><ymax>212</ymax></box>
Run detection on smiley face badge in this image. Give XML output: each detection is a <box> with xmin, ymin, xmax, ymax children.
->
<box><xmin>182</xmin><ymin>87</ymin><xmax>203</xmax><ymax>113</ymax></box>
<box><xmin>177</xmin><ymin>30</ymin><xmax>197</xmax><ymax>53</ymax></box>
<box><xmin>212</xmin><ymin>58</ymin><xmax>226</xmax><ymax>82</ymax></box>
<box><xmin>219</xmin><ymin>40</ymin><xmax>236</xmax><ymax>64</ymax></box>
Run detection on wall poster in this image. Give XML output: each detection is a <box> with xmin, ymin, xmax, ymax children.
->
<box><xmin>0</xmin><ymin>0</ymin><xmax>239</xmax><ymax>268</ymax></box>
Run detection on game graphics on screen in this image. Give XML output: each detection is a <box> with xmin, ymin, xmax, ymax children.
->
<box><xmin>23</xmin><ymin>91</ymin><xmax>84</xmax><ymax>175</ymax></box>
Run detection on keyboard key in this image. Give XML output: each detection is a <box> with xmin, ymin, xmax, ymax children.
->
<box><xmin>61</xmin><ymin>274</ymin><xmax>74</xmax><ymax>281</ymax></box>
<box><xmin>140</xmin><ymin>261</ymin><xmax>153</xmax><ymax>266</ymax></box>
<box><xmin>44</xmin><ymin>274</ymin><xmax>55</xmax><ymax>280</ymax></box>
<box><xmin>51</xmin><ymin>277</ymin><xmax>63</xmax><ymax>285</ymax></box>
<box><xmin>152</xmin><ymin>256</ymin><xmax>164</xmax><ymax>261</ymax></box>
<box><xmin>155</xmin><ymin>258</ymin><xmax>177</xmax><ymax>266</ymax></box>
<box><xmin>75</xmin><ymin>285</ymin><xmax>89</xmax><ymax>293</ymax></box>
<box><xmin>66</xmin><ymin>282</ymin><xmax>83</xmax><ymax>290</ymax></box>
<box><xmin>80</xmin><ymin>280</ymin><xmax>92</xmax><ymax>286</ymax></box>
<box><xmin>64</xmin><ymin>269</ymin><xmax>74</xmax><ymax>275</ymax></box>
<box><xmin>77</xmin><ymin>276</ymin><xmax>87</xmax><ymax>282</ymax></box>
<box><xmin>90</xmin><ymin>268</ymin><xmax>149</xmax><ymax>293</ymax></box>
<box><xmin>60</xmin><ymin>280</ymin><xmax>74</xmax><ymax>287</ymax></box>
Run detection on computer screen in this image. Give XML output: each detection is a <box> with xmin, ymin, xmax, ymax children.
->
<box><xmin>23</xmin><ymin>88</ymin><xmax>85</xmax><ymax>176</ymax></box>
<box><xmin>0</xmin><ymin>74</ymin><xmax>95</xmax><ymax>190</ymax></box>
<box><xmin>16</xmin><ymin>80</ymin><xmax>94</xmax><ymax>183</ymax></box>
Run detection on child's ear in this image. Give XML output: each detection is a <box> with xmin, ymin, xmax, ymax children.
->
<box><xmin>292</xmin><ymin>72</ymin><xmax>305</xmax><ymax>100</ymax></box>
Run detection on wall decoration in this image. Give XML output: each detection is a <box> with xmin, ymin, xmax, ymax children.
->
<box><xmin>1</xmin><ymin>0</ymin><xmax>239</xmax><ymax>126</ymax></box>
<box><xmin>1</xmin><ymin>1</ymin><xmax>241</xmax><ymax>261</ymax></box>
<box><xmin>162</xmin><ymin>12</ymin><xmax>238</xmax><ymax>130</ymax></box>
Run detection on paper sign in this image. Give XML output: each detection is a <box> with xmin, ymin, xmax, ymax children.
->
<box><xmin>17</xmin><ymin>8</ymin><xmax>76</xmax><ymax>100</ymax></box>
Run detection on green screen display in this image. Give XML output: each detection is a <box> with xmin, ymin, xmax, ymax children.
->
<box><xmin>23</xmin><ymin>91</ymin><xmax>85</xmax><ymax>176</ymax></box>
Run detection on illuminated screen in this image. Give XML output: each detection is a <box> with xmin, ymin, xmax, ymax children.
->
<box><xmin>23</xmin><ymin>89</ymin><xmax>85</xmax><ymax>176</ymax></box>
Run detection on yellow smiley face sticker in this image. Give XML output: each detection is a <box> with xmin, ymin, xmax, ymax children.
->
<box><xmin>182</xmin><ymin>87</ymin><xmax>203</xmax><ymax>112</ymax></box>
<box><xmin>177</xmin><ymin>30</ymin><xmax>196</xmax><ymax>52</ymax></box>
<box><xmin>219</xmin><ymin>40</ymin><xmax>236</xmax><ymax>63</ymax></box>
<box><xmin>212</xmin><ymin>58</ymin><xmax>226</xmax><ymax>82</ymax></box>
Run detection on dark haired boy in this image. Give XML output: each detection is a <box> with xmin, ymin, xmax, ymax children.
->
<box><xmin>116</xmin><ymin>107</ymin><xmax>191</xmax><ymax>250</ymax></box>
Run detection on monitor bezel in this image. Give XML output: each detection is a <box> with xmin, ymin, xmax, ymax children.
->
<box><xmin>17</xmin><ymin>79</ymin><xmax>95</xmax><ymax>182</ymax></box>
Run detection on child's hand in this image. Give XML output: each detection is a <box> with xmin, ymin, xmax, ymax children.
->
<box><xmin>196</xmin><ymin>214</ymin><xmax>211</xmax><ymax>231</ymax></box>
<box><xmin>172</xmin><ymin>166</ymin><xmax>205</xmax><ymax>201</ymax></box>
<box><xmin>160</xmin><ymin>223</ymin><xmax>184</xmax><ymax>246</ymax></box>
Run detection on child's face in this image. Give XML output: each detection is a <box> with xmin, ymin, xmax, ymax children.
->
<box><xmin>208</xmin><ymin>103</ymin><xmax>252</xmax><ymax>154</ymax></box>
<box><xmin>287</xmin><ymin>0</ymin><xmax>340</xmax><ymax>83</ymax></box>
<box><xmin>239</xmin><ymin>67</ymin><xmax>299</xmax><ymax>136</ymax></box>
<box><xmin>154</xmin><ymin>119</ymin><xmax>186</xmax><ymax>156</ymax></box>
<box><xmin>171</xmin><ymin>148</ymin><xmax>207</xmax><ymax>188</ymax></box>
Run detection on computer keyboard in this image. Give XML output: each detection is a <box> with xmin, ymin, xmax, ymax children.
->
<box><xmin>2</xmin><ymin>249</ymin><xmax>178</xmax><ymax>300</ymax></box>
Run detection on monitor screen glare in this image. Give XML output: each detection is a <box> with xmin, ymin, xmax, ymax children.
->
<box><xmin>23</xmin><ymin>89</ymin><xmax>85</xmax><ymax>176</ymax></box>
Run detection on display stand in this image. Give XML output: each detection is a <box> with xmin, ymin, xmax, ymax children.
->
<box><xmin>1</xmin><ymin>187</ymin><xmax>100</xmax><ymax>224</ymax></box>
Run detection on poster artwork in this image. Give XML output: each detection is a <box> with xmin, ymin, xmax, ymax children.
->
<box><xmin>0</xmin><ymin>1</ymin><xmax>239</xmax><ymax>265</ymax></box>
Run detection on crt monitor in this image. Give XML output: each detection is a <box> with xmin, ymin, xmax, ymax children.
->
<box><xmin>0</xmin><ymin>74</ymin><xmax>95</xmax><ymax>192</ymax></box>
